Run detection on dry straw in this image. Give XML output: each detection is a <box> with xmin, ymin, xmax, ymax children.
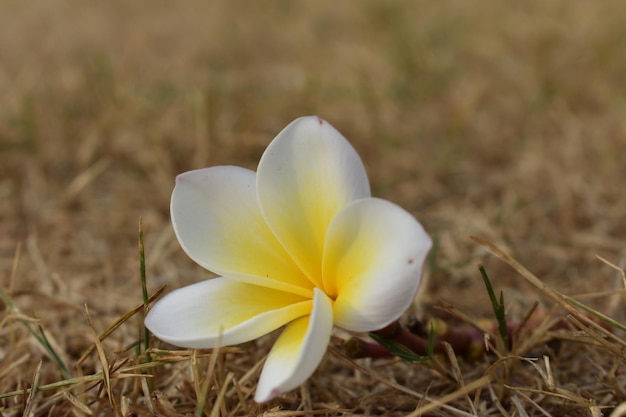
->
<box><xmin>2</xmin><ymin>1</ymin><xmax>626</xmax><ymax>415</ymax></box>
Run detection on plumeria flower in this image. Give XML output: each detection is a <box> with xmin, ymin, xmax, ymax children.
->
<box><xmin>145</xmin><ymin>116</ymin><xmax>432</xmax><ymax>403</ymax></box>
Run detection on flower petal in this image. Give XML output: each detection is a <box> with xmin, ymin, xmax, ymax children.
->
<box><xmin>257</xmin><ymin>116</ymin><xmax>371</xmax><ymax>287</ymax></box>
<box><xmin>145</xmin><ymin>277</ymin><xmax>311</xmax><ymax>348</ymax></box>
<box><xmin>171</xmin><ymin>166</ymin><xmax>313</xmax><ymax>298</ymax></box>
<box><xmin>254</xmin><ymin>287</ymin><xmax>334</xmax><ymax>403</ymax></box>
<box><xmin>323</xmin><ymin>198</ymin><xmax>432</xmax><ymax>332</ymax></box>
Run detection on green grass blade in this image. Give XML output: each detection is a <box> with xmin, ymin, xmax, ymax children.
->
<box><xmin>564</xmin><ymin>294</ymin><xmax>626</xmax><ymax>333</ymax></box>
<box><xmin>479</xmin><ymin>264</ymin><xmax>509</xmax><ymax>351</ymax></box>
<box><xmin>36</xmin><ymin>324</ymin><xmax>72</xmax><ymax>378</ymax></box>
<box><xmin>138</xmin><ymin>218</ymin><xmax>150</xmax><ymax>356</ymax></box>
<box><xmin>369</xmin><ymin>328</ymin><xmax>435</xmax><ymax>363</ymax></box>
<box><xmin>0</xmin><ymin>287</ymin><xmax>71</xmax><ymax>379</ymax></box>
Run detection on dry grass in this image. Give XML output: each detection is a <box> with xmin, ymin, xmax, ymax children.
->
<box><xmin>1</xmin><ymin>1</ymin><xmax>625</xmax><ymax>416</ymax></box>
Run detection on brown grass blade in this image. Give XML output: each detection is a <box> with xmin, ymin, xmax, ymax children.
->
<box><xmin>22</xmin><ymin>360</ymin><xmax>42</xmax><ymax>417</ymax></box>
<box><xmin>83</xmin><ymin>304</ymin><xmax>118</xmax><ymax>414</ymax></box>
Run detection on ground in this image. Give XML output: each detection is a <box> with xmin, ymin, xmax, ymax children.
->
<box><xmin>1</xmin><ymin>1</ymin><xmax>625</xmax><ymax>416</ymax></box>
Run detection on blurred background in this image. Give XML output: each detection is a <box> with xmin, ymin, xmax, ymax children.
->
<box><xmin>1</xmin><ymin>0</ymin><xmax>625</xmax><ymax>369</ymax></box>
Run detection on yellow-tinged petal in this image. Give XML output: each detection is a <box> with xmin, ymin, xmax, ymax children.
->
<box><xmin>171</xmin><ymin>166</ymin><xmax>312</xmax><ymax>298</ymax></box>
<box><xmin>145</xmin><ymin>277</ymin><xmax>311</xmax><ymax>348</ymax></box>
<box><xmin>257</xmin><ymin>116</ymin><xmax>370</xmax><ymax>288</ymax></box>
<box><xmin>323</xmin><ymin>198</ymin><xmax>432</xmax><ymax>332</ymax></box>
<box><xmin>254</xmin><ymin>288</ymin><xmax>334</xmax><ymax>403</ymax></box>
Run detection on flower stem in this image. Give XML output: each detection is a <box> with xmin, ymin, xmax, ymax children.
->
<box><xmin>344</xmin><ymin>338</ymin><xmax>394</xmax><ymax>359</ymax></box>
<box><xmin>372</xmin><ymin>321</ymin><xmax>432</xmax><ymax>355</ymax></box>
<box><xmin>346</xmin><ymin>320</ymin><xmax>484</xmax><ymax>361</ymax></box>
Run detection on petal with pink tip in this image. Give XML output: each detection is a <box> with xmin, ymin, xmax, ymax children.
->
<box><xmin>323</xmin><ymin>198</ymin><xmax>432</xmax><ymax>332</ymax></box>
<box><xmin>254</xmin><ymin>287</ymin><xmax>334</xmax><ymax>403</ymax></box>
<box><xmin>257</xmin><ymin>116</ymin><xmax>371</xmax><ymax>287</ymax></box>
<box><xmin>145</xmin><ymin>277</ymin><xmax>311</xmax><ymax>348</ymax></box>
<box><xmin>171</xmin><ymin>166</ymin><xmax>313</xmax><ymax>298</ymax></box>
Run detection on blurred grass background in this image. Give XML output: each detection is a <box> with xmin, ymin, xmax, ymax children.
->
<box><xmin>1</xmin><ymin>0</ymin><xmax>625</xmax><ymax>414</ymax></box>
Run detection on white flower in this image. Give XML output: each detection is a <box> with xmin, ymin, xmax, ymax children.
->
<box><xmin>145</xmin><ymin>116</ymin><xmax>432</xmax><ymax>402</ymax></box>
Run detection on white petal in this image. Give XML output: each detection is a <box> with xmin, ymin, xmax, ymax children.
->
<box><xmin>171</xmin><ymin>166</ymin><xmax>312</xmax><ymax>298</ymax></box>
<box><xmin>145</xmin><ymin>277</ymin><xmax>311</xmax><ymax>348</ymax></box>
<box><xmin>254</xmin><ymin>288</ymin><xmax>334</xmax><ymax>403</ymax></box>
<box><xmin>257</xmin><ymin>116</ymin><xmax>371</xmax><ymax>288</ymax></box>
<box><xmin>323</xmin><ymin>198</ymin><xmax>432</xmax><ymax>332</ymax></box>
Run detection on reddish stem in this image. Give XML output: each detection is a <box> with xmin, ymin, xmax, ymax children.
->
<box><xmin>344</xmin><ymin>338</ymin><xmax>393</xmax><ymax>359</ymax></box>
<box><xmin>345</xmin><ymin>320</ymin><xmax>485</xmax><ymax>361</ymax></box>
<box><xmin>372</xmin><ymin>321</ymin><xmax>432</xmax><ymax>355</ymax></box>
